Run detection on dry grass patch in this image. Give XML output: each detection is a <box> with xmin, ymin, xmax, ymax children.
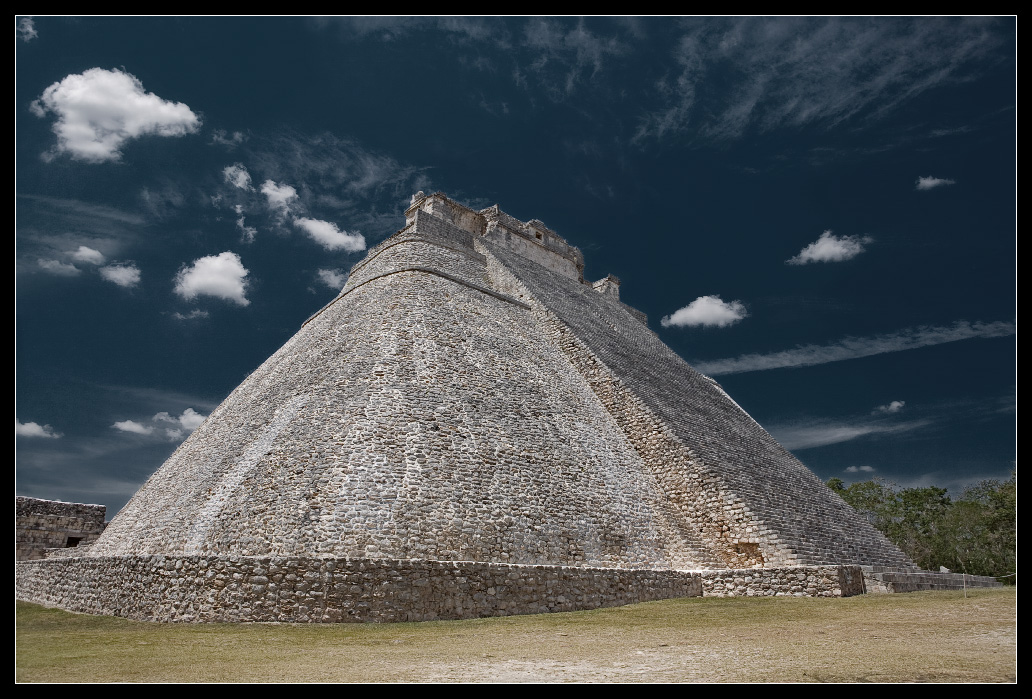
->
<box><xmin>17</xmin><ymin>587</ymin><xmax>1016</xmax><ymax>683</ymax></box>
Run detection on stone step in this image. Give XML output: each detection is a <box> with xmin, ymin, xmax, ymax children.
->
<box><xmin>860</xmin><ymin>565</ymin><xmax>1002</xmax><ymax>593</ymax></box>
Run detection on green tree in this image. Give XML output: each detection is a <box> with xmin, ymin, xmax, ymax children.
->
<box><xmin>934</xmin><ymin>474</ymin><xmax>1017</xmax><ymax>581</ymax></box>
<box><xmin>826</xmin><ymin>473</ymin><xmax>1016</xmax><ymax>583</ymax></box>
<box><xmin>829</xmin><ymin>478</ymin><xmax>897</xmax><ymax>528</ymax></box>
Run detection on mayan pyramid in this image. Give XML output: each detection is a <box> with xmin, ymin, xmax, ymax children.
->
<box><xmin>17</xmin><ymin>192</ymin><xmax>915</xmax><ymax>622</ymax></box>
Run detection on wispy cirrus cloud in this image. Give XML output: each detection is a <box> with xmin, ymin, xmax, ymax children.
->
<box><xmin>694</xmin><ymin>320</ymin><xmax>1015</xmax><ymax>376</ymax></box>
<box><xmin>37</xmin><ymin>258</ymin><xmax>81</xmax><ymax>276</ymax></box>
<box><xmin>172</xmin><ymin>309</ymin><xmax>210</xmax><ymax>321</ymax></box>
<box><xmin>30</xmin><ymin>68</ymin><xmax>200</xmax><ymax>162</ymax></box>
<box><xmin>17</xmin><ymin>196</ymin><xmax>146</xmax><ymax>280</ymax></box>
<box><xmin>237</xmin><ymin>131</ymin><xmax>432</xmax><ymax>240</ymax></box>
<box><xmin>211</xmin><ymin>129</ymin><xmax>247</xmax><ymax>148</ymax></box>
<box><xmin>522</xmin><ymin>18</ymin><xmax>628</xmax><ymax>98</ymax></box>
<box><xmin>138</xmin><ymin>181</ymin><xmax>189</xmax><ymax>220</ymax></box>
<box><xmin>916</xmin><ymin>175</ymin><xmax>957</xmax><ymax>190</ymax></box>
<box><xmin>317</xmin><ymin>16</ymin><xmax>505</xmax><ymax>45</ymax></box>
<box><xmin>786</xmin><ymin>230</ymin><xmax>873</xmax><ymax>265</ymax></box>
<box><xmin>635</xmin><ymin>17</ymin><xmax>1006</xmax><ymax>143</ymax></box>
<box><xmin>233</xmin><ymin>205</ymin><xmax>257</xmax><ymax>243</ymax></box>
<box><xmin>248</xmin><ymin>132</ymin><xmax>430</xmax><ymax>205</ymax></box>
<box><xmin>18</xmin><ymin>194</ymin><xmax>147</xmax><ymax>228</ymax></box>
<box><xmin>769</xmin><ymin>418</ymin><xmax>931</xmax><ymax>451</ymax></box>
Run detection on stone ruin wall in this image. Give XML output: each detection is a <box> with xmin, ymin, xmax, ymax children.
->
<box><xmin>700</xmin><ymin>565</ymin><xmax>866</xmax><ymax>598</ymax></box>
<box><xmin>17</xmin><ymin>556</ymin><xmax>869</xmax><ymax>623</ymax></box>
<box><xmin>16</xmin><ymin>497</ymin><xmax>107</xmax><ymax>561</ymax></box>
<box><xmin>15</xmin><ymin>557</ymin><xmax>703</xmax><ymax>623</ymax></box>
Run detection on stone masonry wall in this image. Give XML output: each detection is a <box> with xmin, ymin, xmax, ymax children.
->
<box><xmin>17</xmin><ymin>557</ymin><xmax>873</xmax><ymax>622</ymax></box>
<box><xmin>16</xmin><ymin>497</ymin><xmax>107</xmax><ymax>561</ymax></box>
<box><xmin>17</xmin><ymin>556</ymin><xmax>703</xmax><ymax>623</ymax></box>
<box><xmin>700</xmin><ymin>565</ymin><xmax>866</xmax><ymax>598</ymax></box>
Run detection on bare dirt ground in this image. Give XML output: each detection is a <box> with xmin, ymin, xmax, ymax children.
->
<box><xmin>17</xmin><ymin>588</ymin><xmax>1016</xmax><ymax>683</ymax></box>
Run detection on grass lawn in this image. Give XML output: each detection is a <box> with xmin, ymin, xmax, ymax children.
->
<box><xmin>16</xmin><ymin>587</ymin><xmax>1016</xmax><ymax>683</ymax></box>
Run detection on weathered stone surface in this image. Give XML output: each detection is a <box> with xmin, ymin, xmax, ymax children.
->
<box><xmin>16</xmin><ymin>497</ymin><xmax>107</xmax><ymax>561</ymax></box>
<box><xmin>16</xmin><ymin>192</ymin><xmax>920</xmax><ymax>622</ymax></box>
<box><xmin>16</xmin><ymin>556</ymin><xmax>705</xmax><ymax>622</ymax></box>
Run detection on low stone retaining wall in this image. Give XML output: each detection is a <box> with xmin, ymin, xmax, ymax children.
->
<box><xmin>16</xmin><ymin>556</ymin><xmax>703</xmax><ymax>623</ymax></box>
<box><xmin>699</xmin><ymin>565</ymin><xmax>866</xmax><ymax>597</ymax></box>
<box><xmin>860</xmin><ymin>566</ymin><xmax>1002</xmax><ymax>593</ymax></box>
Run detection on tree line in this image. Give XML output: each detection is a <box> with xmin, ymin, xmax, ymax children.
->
<box><xmin>826</xmin><ymin>472</ymin><xmax>1016</xmax><ymax>583</ymax></box>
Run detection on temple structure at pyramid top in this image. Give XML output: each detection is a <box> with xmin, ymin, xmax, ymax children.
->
<box><xmin>18</xmin><ymin>192</ymin><xmax>922</xmax><ymax>623</ymax></box>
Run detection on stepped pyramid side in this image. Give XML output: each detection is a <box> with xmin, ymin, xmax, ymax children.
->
<box><xmin>481</xmin><ymin>241</ymin><xmax>909</xmax><ymax>568</ymax></box>
<box><xmin>17</xmin><ymin>192</ymin><xmax>914</xmax><ymax>623</ymax></box>
<box><xmin>86</xmin><ymin>195</ymin><xmax>718</xmax><ymax>569</ymax></box>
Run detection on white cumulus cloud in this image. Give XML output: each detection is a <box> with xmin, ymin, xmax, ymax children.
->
<box><xmin>915</xmin><ymin>175</ymin><xmax>956</xmax><ymax>190</ymax></box>
<box><xmin>116</xmin><ymin>408</ymin><xmax>208</xmax><ymax>441</ymax></box>
<box><xmin>153</xmin><ymin>408</ymin><xmax>207</xmax><ymax>439</ymax></box>
<box><xmin>112</xmin><ymin>419</ymin><xmax>153</xmax><ymax>435</ymax></box>
<box><xmin>30</xmin><ymin>67</ymin><xmax>200</xmax><ymax>163</ymax></box>
<box><xmin>223</xmin><ymin>163</ymin><xmax>253</xmax><ymax>190</ymax></box>
<box><xmin>173</xmin><ymin>252</ymin><xmax>249</xmax><ymax>306</ymax></box>
<box><xmin>293</xmin><ymin>218</ymin><xmax>366</xmax><ymax>252</ymax></box>
<box><xmin>874</xmin><ymin>400</ymin><xmax>906</xmax><ymax>414</ymax></box>
<box><xmin>845</xmin><ymin>465</ymin><xmax>876</xmax><ymax>473</ymax></box>
<box><xmin>177</xmin><ymin>408</ymin><xmax>206</xmax><ymax>431</ymax></box>
<box><xmin>17</xmin><ymin>17</ymin><xmax>38</xmax><ymax>42</ymax></box>
<box><xmin>317</xmin><ymin>269</ymin><xmax>348</xmax><ymax>289</ymax></box>
<box><xmin>71</xmin><ymin>245</ymin><xmax>106</xmax><ymax>265</ymax></box>
<box><xmin>787</xmin><ymin>230</ymin><xmax>872</xmax><ymax>265</ymax></box>
<box><xmin>16</xmin><ymin>420</ymin><xmax>60</xmax><ymax>438</ymax></box>
<box><xmin>261</xmin><ymin>179</ymin><xmax>298</xmax><ymax>218</ymax></box>
<box><xmin>661</xmin><ymin>295</ymin><xmax>748</xmax><ymax>328</ymax></box>
<box><xmin>99</xmin><ymin>263</ymin><xmax>141</xmax><ymax>288</ymax></box>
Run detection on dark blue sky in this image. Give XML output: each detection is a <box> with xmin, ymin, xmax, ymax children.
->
<box><xmin>16</xmin><ymin>17</ymin><xmax>1015</xmax><ymax>513</ymax></box>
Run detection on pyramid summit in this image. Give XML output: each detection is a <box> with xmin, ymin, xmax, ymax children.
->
<box><xmin>18</xmin><ymin>192</ymin><xmax>920</xmax><ymax>622</ymax></box>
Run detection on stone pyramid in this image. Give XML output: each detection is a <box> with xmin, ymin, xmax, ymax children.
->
<box><xmin>17</xmin><ymin>192</ymin><xmax>914</xmax><ymax>622</ymax></box>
